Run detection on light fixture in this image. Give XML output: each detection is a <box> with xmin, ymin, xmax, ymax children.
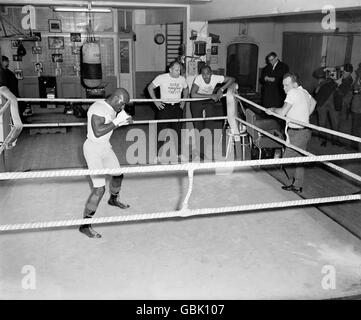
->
<box><xmin>53</xmin><ymin>3</ymin><xmax>111</xmax><ymax>13</ymax></box>
<box><xmin>53</xmin><ymin>7</ymin><xmax>111</xmax><ymax>13</ymax></box>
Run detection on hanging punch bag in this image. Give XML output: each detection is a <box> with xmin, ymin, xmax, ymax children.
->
<box><xmin>81</xmin><ymin>17</ymin><xmax>102</xmax><ymax>88</ymax></box>
<box><xmin>82</xmin><ymin>41</ymin><xmax>102</xmax><ymax>88</ymax></box>
<box><xmin>17</xmin><ymin>42</ymin><xmax>27</xmax><ymax>57</ymax></box>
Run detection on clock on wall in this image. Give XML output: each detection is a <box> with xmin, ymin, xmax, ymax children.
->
<box><xmin>154</xmin><ymin>33</ymin><xmax>165</xmax><ymax>45</ymax></box>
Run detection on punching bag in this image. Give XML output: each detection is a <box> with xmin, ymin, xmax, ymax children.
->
<box><xmin>82</xmin><ymin>42</ymin><xmax>102</xmax><ymax>88</ymax></box>
<box><xmin>17</xmin><ymin>43</ymin><xmax>27</xmax><ymax>57</ymax></box>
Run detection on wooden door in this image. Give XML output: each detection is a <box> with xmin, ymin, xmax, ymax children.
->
<box><xmin>326</xmin><ymin>35</ymin><xmax>349</xmax><ymax>67</ymax></box>
<box><xmin>283</xmin><ymin>33</ymin><xmax>323</xmax><ymax>92</ymax></box>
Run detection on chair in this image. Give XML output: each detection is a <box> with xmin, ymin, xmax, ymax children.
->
<box><xmin>245</xmin><ymin>108</ymin><xmax>284</xmax><ymax>160</ymax></box>
<box><xmin>223</xmin><ymin>121</ymin><xmax>250</xmax><ymax>160</ymax></box>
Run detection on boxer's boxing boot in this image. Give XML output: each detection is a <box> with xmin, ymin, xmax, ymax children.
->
<box><xmin>79</xmin><ymin>211</ymin><xmax>102</xmax><ymax>238</ymax></box>
<box><xmin>108</xmin><ymin>193</ymin><xmax>130</xmax><ymax>209</ymax></box>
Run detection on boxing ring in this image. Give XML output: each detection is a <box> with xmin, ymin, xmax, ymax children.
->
<box><xmin>1</xmin><ymin>87</ymin><xmax>361</xmax><ymax>299</ymax></box>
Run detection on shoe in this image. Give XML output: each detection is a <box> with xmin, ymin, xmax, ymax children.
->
<box><xmin>293</xmin><ymin>186</ymin><xmax>303</xmax><ymax>193</ymax></box>
<box><xmin>79</xmin><ymin>225</ymin><xmax>102</xmax><ymax>238</ymax></box>
<box><xmin>108</xmin><ymin>196</ymin><xmax>130</xmax><ymax>209</ymax></box>
<box><xmin>282</xmin><ymin>184</ymin><xmax>295</xmax><ymax>191</ymax></box>
<box><xmin>282</xmin><ymin>184</ymin><xmax>303</xmax><ymax>193</ymax></box>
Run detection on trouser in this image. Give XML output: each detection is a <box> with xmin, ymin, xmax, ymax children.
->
<box><xmin>338</xmin><ymin>92</ymin><xmax>353</xmax><ymax>133</ymax></box>
<box><xmin>83</xmin><ymin>139</ymin><xmax>122</xmax><ymax>188</ymax></box>
<box><xmin>351</xmin><ymin>112</ymin><xmax>361</xmax><ymax>151</ymax></box>
<box><xmin>156</xmin><ymin>103</ymin><xmax>184</xmax><ymax>155</ymax></box>
<box><xmin>283</xmin><ymin>128</ymin><xmax>312</xmax><ymax>188</ymax></box>
<box><xmin>191</xmin><ymin>100</ymin><xmax>225</xmax><ymax>132</ymax></box>
<box><xmin>191</xmin><ymin>100</ymin><xmax>225</xmax><ymax>156</ymax></box>
<box><xmin>317</xmin><ymin>94</ymin><xmax>339</xmax><ymax>142</ymax></box>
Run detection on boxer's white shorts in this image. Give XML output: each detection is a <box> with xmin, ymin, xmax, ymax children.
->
<box><xmin>83</xmin><ymin>139</ymin><xmax>121</xmax><ymax>188</ymax></box>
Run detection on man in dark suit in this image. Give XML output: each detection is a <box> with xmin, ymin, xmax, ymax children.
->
<box><xmin>312</xmin><ymin>67</ymin><xmax>338</xmax><ymax>146</ymax></box>
<box><xmin>260</xmin><ymin>52</ymin><xmax>289</xmax><ymax>109</ymax></box>
<box><xmin>1</xmin><ymin>56</ymin><xmax>19</xmax><ymax>97</ymax></box>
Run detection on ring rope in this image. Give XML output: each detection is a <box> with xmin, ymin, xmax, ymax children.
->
<box><xmin>16</xmin><ymin>97</ymin><xmax>214</xmax><ymax>103</ymax></box>
<box><xmin>0</xmin><ymin>153</ymin><xmax>361</xmax><ymax>181</ymax></box>
<box><xmin>235</xmin><ymin>94</ymin><xmax>361</xmax><ymax>144</ymax></box>
<box><xmin>0</xmin><ymin>194</ymin><xmax>359</xmax><ymax>232</ymax></box>
<box><xmin>21</xmin><ymin>116</ymin><xmax>228</xmax><ymax>128</ymax></box>
<box><xmin>236</xmin><ymin>117</ymin><xmax>361</xmax><ymax>184</ymax></box>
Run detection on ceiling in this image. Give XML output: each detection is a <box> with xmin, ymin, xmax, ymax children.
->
<box><xmin>2</xmin><ymin>0</ymin><xmax>359</xmax><ymax>21</ymax></box>
<box><xmin>92</xmin><ymin>0</ymin><xmax>211</xmax><ymax>3</ymax></box>
<box><xmin>0</xmin><ymin>0</ymin><xmax>211</xmax><ymax>5</ymax></box>
<box><xmin>209</xmin><ymin>8</ymin><xmax>361</xmax><ymax>24</ymax></box>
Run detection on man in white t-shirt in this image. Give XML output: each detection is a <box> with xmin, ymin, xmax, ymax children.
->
<box><xmin>268</xmin><ymin>73</ymin><xmax>316</xmax><ymax>193</ymax></box>
<box><xmin>148</xmin><ymin>61</ymin><xmax>189</xmax><ymax>158</ymax></box>
<box><xmin>80</xmin><ymin>88</ymin><xmax>132</xmax><ymax>238</ymax></box>
<box><xmin>190</xmin><ymin>65</ymin><xmax>235</xmax><ymax>158</ymax></box>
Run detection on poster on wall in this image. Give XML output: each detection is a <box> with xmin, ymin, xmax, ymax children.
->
<box><xmin>33</xmin><ymin>32</ymin><xmax>42</xmax><ymax>41</ymax></box>
<box><xmin>48</xmin><ymin>19</ymin><xmax>62</xmax><ymax>33</ymax></box>
<box><xmin>14</xmin><ymin>69</ymin><xmax>23</xmax><ymax>80</ymax></box>
<box><xmin>34</xmin><ymin>62</ymin><xmax>43</xmax><ymax>73</ymax></box>
<box><xmin>211</xmin><ymin>46</ymin><xmax>218</xmax><ymax>55</ymax></box>
<box><xmin>48</xmin><ymin>37</ymin><xmax>64</xmax><ymax>49</ymax></box>
<box><xmin>70</xmin><ymin>33</ymin><xmax>81</xmax><ymax>42</ymax></box>
<box><xmin>13</xmin><ymin>55</ymin><xmax>22</xmax><ymax>61</ymax></box>
<box><xmin>32</xmin><ymin>46</ymin><xmax>42</xmax><ymax>54</ymax></box>
<box><xmin>52</xmin><ymin>54</ymin><xmax>63</xmax><ymax>63</ymax></box>
<box><xmin>11</xmin><ymin>40</ymin><xmax>20</xmax><ymax>48</ymax></box>
<box><xmin>71</xmin><ymin>46</ymin><xmax>80</xmax><ymax>55</ymax></box>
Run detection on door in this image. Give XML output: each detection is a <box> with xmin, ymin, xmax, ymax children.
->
<box><xmin>326</xmin><ymin>35</ymin><xmax>349</xmax><ymax>67</ymax></box>
<box><xmin>226</xmin><ymin>42</ymin><xmax>259</xmax><ymax>92</ymax></box>
<box><xmin>119</xmin><ymin>39</ymin><xmax>134</xmax><ymax>97</ymax></box>
<box><xmin>283</xmin><ymin>33</ymin><xmax>323</xmax><ymax>92</ymax></box>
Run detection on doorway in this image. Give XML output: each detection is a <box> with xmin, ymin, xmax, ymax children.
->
<box><xmin>119</xmin><ymin>38</ymin><xmax>134</xmax><ymax>97</ymax></box>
